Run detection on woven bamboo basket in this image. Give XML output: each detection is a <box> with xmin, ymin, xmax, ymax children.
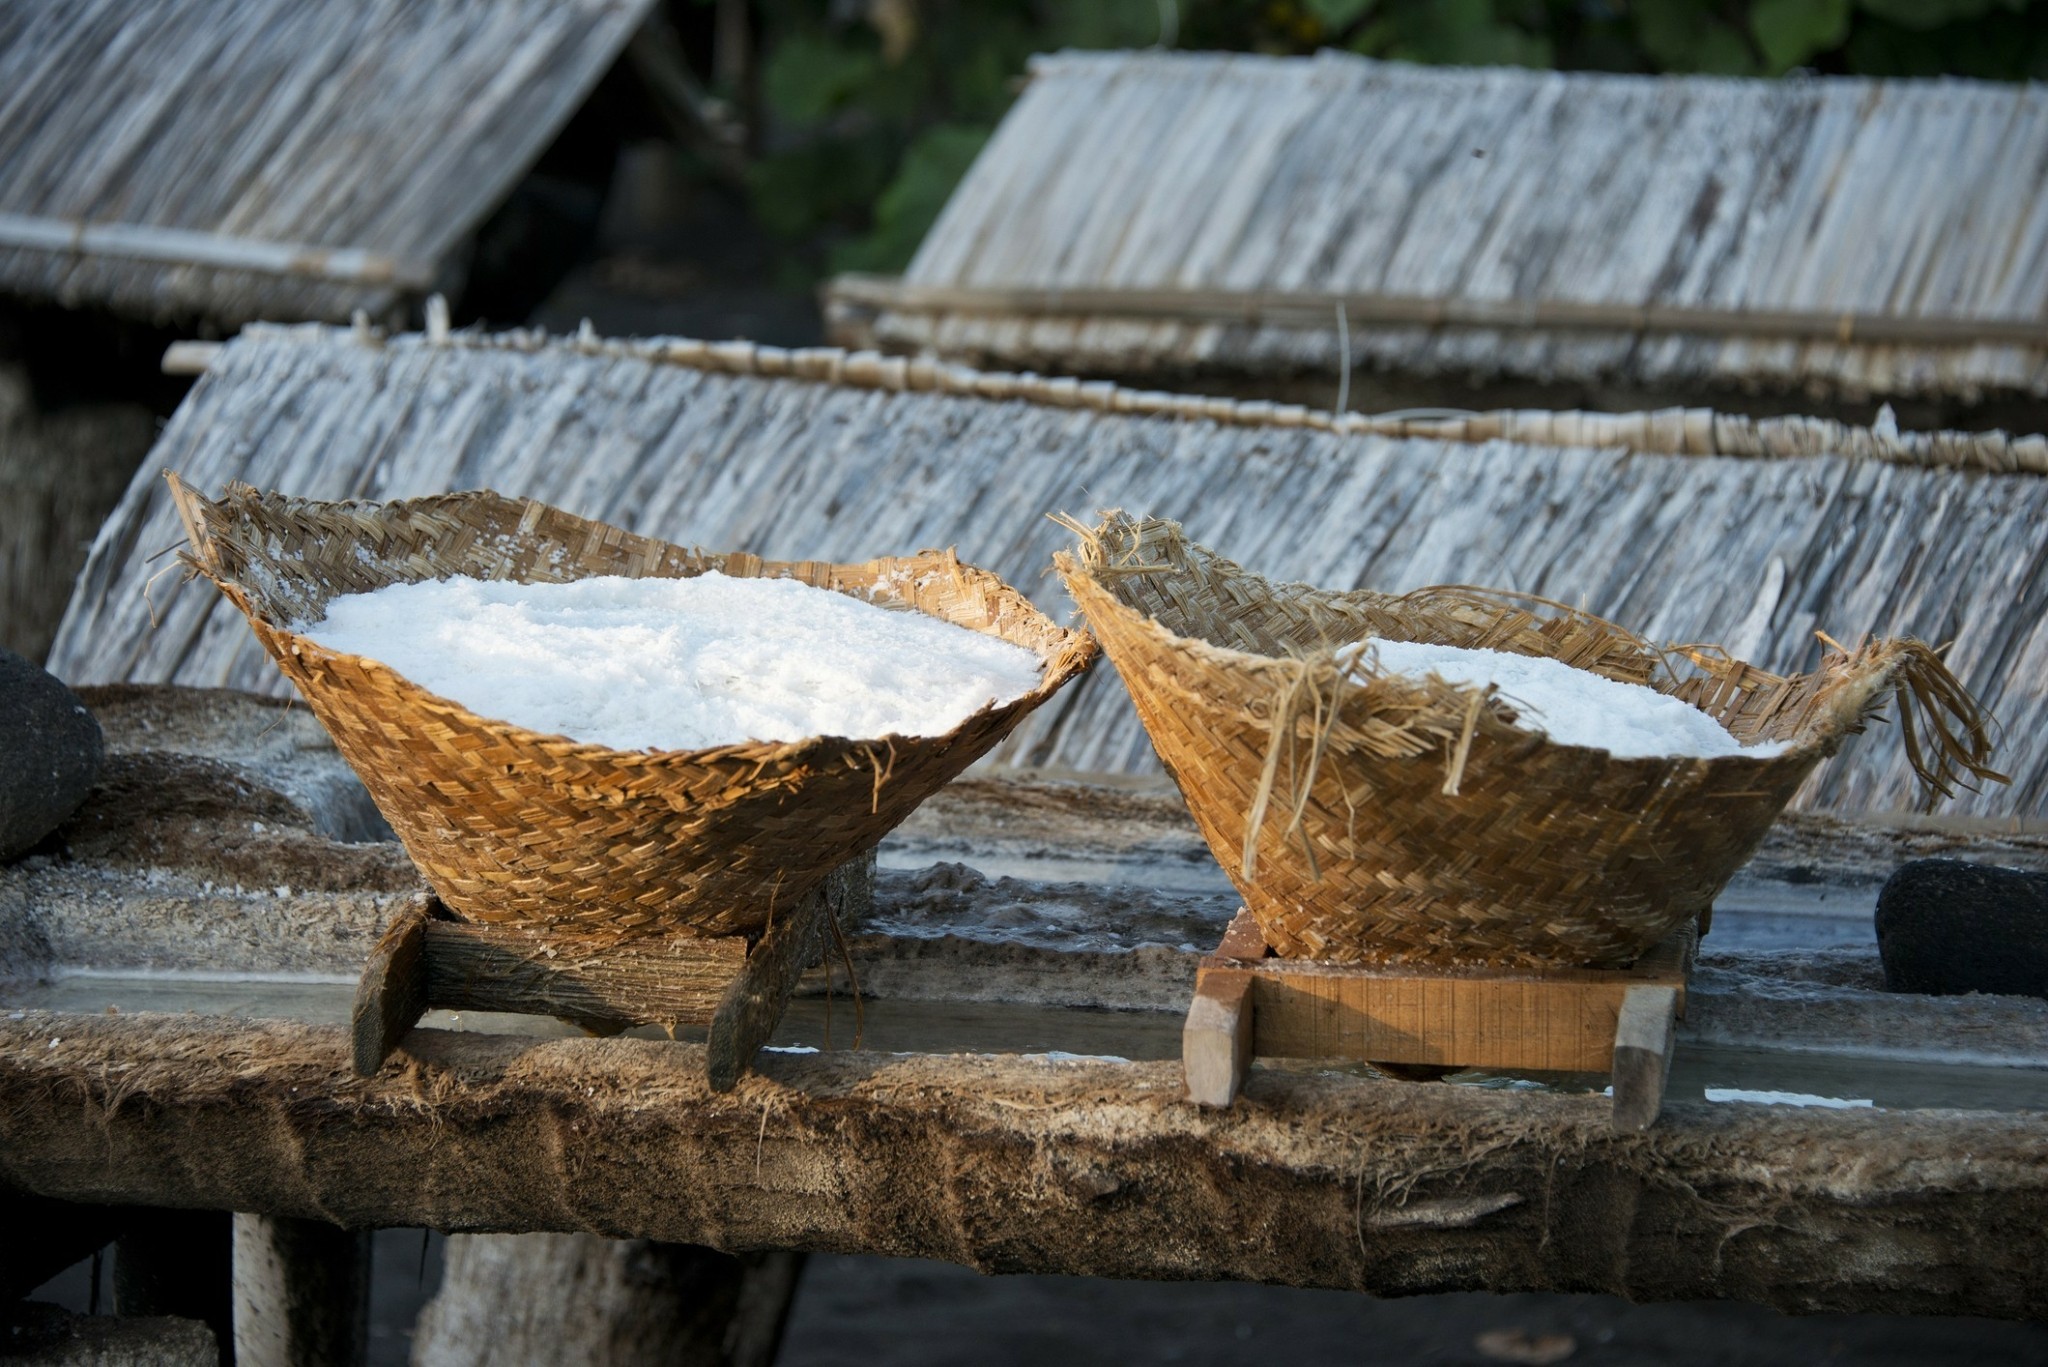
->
<box><xmin>1057</xmin><ymin>513</ymin><xmax>2004</xmax><ymax>968</ymax></box>
<box><xmin>169</xmin><ymin>476</ymin><xmax>1095</xmax><ymax>944</ymax></box>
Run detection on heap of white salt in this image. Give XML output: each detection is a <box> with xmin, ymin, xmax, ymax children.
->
<box><xmin>1349</xmin><ymin>638</ymin><xmax>1782</xmax><ymax>760</ymax></box>
<box><xmin>292</xmin><ymin>572</ymin><xmax>1044</xmax><ymax>751</ymax></box>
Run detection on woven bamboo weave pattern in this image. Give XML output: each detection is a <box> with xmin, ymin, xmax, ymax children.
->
<box><xmin>170</xmin><ymin>476</ymin><xmax>1094</xmax><ymax>943</ymax></box>
<box><xmin>1057</xmin><ymin>514</ymin><xmax>2001</xmax><ymax>968</ymax></box>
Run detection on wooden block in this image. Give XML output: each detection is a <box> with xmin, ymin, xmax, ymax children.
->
<box><xmin>351</xmin><ymin>857</ymin><xmax>870</xmax><ymax>1089</ymax></box>
<box><xmin>1183</xmin><ymin>967</ymin><xmax>1254</xmax><ymax>1108</ymax></box>
<box><xmin>424</xmin><ymin>919</ymin><xmax>749</xmax><ymax>1030</ymax></box>
<box><xmin>350</xmin><ymin>896</ymin><xmax>430</xmax><ymax>1077</ymax></box>
<box><xmin>1224</xmin><ymin>923</ymin><xmax>1694</xmax><ymax>1074</ymax></box>
<box><xmin>1610</xmin><ymin>985</ymin><xmax>1680</xmax><ymax>1132</ymax></box>
<box><xmin>707</xmin><ymin>884</ymin><xmax>835</xmax><ymax>1093</ymax></box>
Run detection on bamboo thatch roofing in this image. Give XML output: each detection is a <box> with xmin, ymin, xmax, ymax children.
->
<box><xmin>51</xmin><ymin>323</ymin><xmax>2048</xmax><ymax>817</ymax></box>
<box><xmin>0</xmin><ymin>0</ymin><xmax>651</xmax><ymax>325</ymax></box>
<box><xmin>830</xmin><ymin>52</ymin><xmax>2048</xmax><ymax>407</ymax></box>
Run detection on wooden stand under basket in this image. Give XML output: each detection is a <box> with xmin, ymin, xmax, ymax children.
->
<box><xmin>352</xmin><ymin>855</ymin><xmax>872</xmax><ymax>1092</ymax></box>
<box><xmin>1184</xmin><ymin>909</ymin><xmax>1698</xmax><ymax>1131</ymax></box>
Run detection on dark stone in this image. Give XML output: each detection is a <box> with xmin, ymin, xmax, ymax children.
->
<box><xmin>1875</xmin><ymin>858</ymin><xmax>2048</xmax><ymax>1001</ymax></box>
<box><xmin>0</xmin><ymin>647</ymin><xmax>102</xmax><ymax>862</ymax></box>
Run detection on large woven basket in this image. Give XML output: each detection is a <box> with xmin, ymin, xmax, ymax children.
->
<box><xmin>170</xmin><ymin>476</ymin><xmax>1095</xmax><ymax>944</ymax></box>
<box><xmin>1057</xmin><ymin>513</ymin><xmax>2003</xmax><ymax>968</ymax></box>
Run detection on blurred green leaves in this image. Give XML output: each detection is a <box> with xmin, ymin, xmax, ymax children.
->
<box><xmin>831</xmin><ymin>123</ymin><xmax>990</xmax><ymax>272</ymax></box>
<box><xmin>740</xmin><ymin>0</ymin><xmax>2048</xmax><ymax>278</ymax></box>
<box><xmin>1751</xmin><ymin>0</ymin><xmax>1849</xmax><ymax>71</ymax></box>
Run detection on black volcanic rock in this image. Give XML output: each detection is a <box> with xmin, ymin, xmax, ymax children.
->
<box><xmin>0</xmin><ymin>647</ymin><xmax>102</xmax><ymax>861</ymax></box>
<box><xmin>1876</xmin><ymin>859</ymin><xmax>2048</xmax><ymax>1001</ymax></box>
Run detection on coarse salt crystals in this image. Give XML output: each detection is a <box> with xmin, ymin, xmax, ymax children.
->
<box><xmin>292</xmin><ymin>572</ymin><xmax>1045</xmax><ymax>751</ymax></box>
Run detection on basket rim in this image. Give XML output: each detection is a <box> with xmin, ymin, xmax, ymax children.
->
<box><xmin>175</xmin><ymin>476</ymin><xmax>1096</xmax><ymax>768</ymax></box>
<box><xmin>1053</xmin><ymin>517</ymin><xmax>1839</xmax><ymax>767</ymax></box>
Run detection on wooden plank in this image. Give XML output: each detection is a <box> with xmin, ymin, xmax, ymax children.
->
<box><xmin>706</xmin><ymin>885</ymin><xmax>834</xmax><ymax>1093</ymax></box>
<box><xmin>1241</xmin><ymin>924</ymin><xmax>1694</xmax><ymax>1073</ymax></box>
<box><xmin>1611</xmin><ymin>985</ymin><xmax>1681</xmax><ymax>1132</ymax></box>
<box><xmin>349</xmin><ymin>896</ymin><xmax>428</xmax><ymax>1077</ymax></box>
<box><xmin>8</xmin><ymin>1013</ymin><xmax>2048</xmax><ymax>1319</ymax></box>
<box><xmin>1182</xmin><ymin>966</ymin><xmax>1253</xmax><ymax>1108</ymax></box>
<box><xmin>423</xmin><ymin>918</ymin><xmax>749</xmax><ymax>1030</ymax></box>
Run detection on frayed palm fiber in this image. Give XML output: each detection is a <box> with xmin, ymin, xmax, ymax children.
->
<box><xmin>1056</xmin><ymin>513</ymin><xmax>2004</xmax><ymax>968</ymax></box>
<box><xmin>170</xmin><ymin>476</ymin><xmax>1094</xmax><ymax>945</ymax></box>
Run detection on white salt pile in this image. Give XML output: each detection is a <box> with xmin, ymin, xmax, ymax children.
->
<box><xmin>292</xmin><ymin>572</ymin><xmax>1045</xmax><ymax>751</ymax></box>
<box><xmin>1347</xmin><ymin>638</ymin><xmax>1784</xmax><ymax>760</ymax></box>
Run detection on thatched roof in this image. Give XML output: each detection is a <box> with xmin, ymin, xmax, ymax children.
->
<box><xmin>0</xmin><ymin>0</ymin><xmax>651</xmax><ymax>325</ymax></box>
<box><xmin>51</xmin><ymin>324</ymin><xmax>2048</xmax><ymax>817</ymax></box>
<box><xmin>829</xmin><ymin>52</ymin><xmax>2048</xmax><ymax>410</ymax></box>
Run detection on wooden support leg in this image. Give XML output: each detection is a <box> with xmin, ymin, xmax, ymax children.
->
<box><xmin>1183</xmin><ymin>967</ymin><xmax>1254</xmax><ymax>1108</ymax></box>
<box><xmin>231</xmin><ymin>1214</ymin><xmax>369</xmax><ymax>1367</ymax></box>
<box><xmin>411</xmin><ymin>1233</ymin><xmax>803</xmax><ymax>1367</ymax></box>
<box><xmin>706</xmin><ymin>859</ymin><xmax>869</xmax><ymax>1092</ymax></box>
<box><xmin>349</xmin><ymin>895</ymin><xmax>429</xmax><ymax>1077</ymax></box>
<box><xmin>1611</xmin><ymin>984</ymin><xmax>1680</xmax><ymax>1132</ymax></box>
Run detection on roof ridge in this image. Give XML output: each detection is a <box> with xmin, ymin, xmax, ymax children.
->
<box><xmin>231</xmin><ymin>320</ymin><xmax>2048</xmax><ymax>475</ymax></box>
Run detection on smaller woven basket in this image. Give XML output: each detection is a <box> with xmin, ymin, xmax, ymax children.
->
<box><xmin>170</xmin><ymin>476</ymin><xmax>1095</xmax><ymax>945</ymax></box>
<box><xmin>1057</xmin><ymin>513</ymin><xmax>2003</xmax><ymax>969</ymax></box>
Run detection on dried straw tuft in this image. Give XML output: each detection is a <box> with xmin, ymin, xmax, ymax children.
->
<box><xmin>1056</xmin><ymin>513</ymin><xmax>2003</xmax><ymax>968</ymax></box>
<box><xmin>170</xmin><ymin>475</ymin><xmax>1095</xmax><ymax>945</ymax></box>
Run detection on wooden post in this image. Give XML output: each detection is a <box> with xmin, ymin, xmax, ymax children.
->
<box><xmin>707</xmin><ymin>886</ymin><xmax>833</xmax><ymax>1093</ymax></box>
<box><xmin>231</xmin><ymin>1214</ymin><xmax>369</xmax><ymax>1367</ymax></box>
<box><xmin>1610</xmin><ymin>985</ymin><xmax>1681</xmax><ymax>1132</ymax></box>
<box><xmin>410</xmin><ymin>1233</ymin><xmax>803</xmax><ymax>1367</ymax></box>
<box><xmin>1183</xmin><ymin>968</ymin><xmax>1254</xmax><ymax>1108</ymax></box>
<box><xmin>349</xmin><ymin>897</ymin><xmax>429</xmax><ymax>1077</ymax></box>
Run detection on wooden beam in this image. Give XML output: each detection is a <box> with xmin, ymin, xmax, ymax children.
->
<box><xmin>830</xmin><ymin>274</ymin><xmax>2048</xmax><ymax>349</ymax></box>
<box><xmin>0</xmin><ymin>213</ymin><xmax>435</xmax><ymax>289</ymax></box>
<box><xmin>6</xmin><ymin>1012</ymin><xmax>2048</xmax><ymax>1320</ymax></box>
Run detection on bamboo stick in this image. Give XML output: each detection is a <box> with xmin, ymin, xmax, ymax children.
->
<box><xmin>831</xmin><ymin>274</ymin><xmax>2048</xmax><ymax>349</ymax></box>
<box><xmin>0</xmin><ymin>213</ymin><xmax>434</xmax><ymax>287</ymax></box>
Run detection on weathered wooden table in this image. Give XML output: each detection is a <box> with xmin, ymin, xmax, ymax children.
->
<box><xmin>5</xmin><ymin>686</ymin><xmax>2048</xmax><ymax>1356</ymax></box>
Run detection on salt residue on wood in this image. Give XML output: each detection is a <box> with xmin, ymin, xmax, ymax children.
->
<box><xmin>292</xmin><ymin>573</ymin><xmax>1045</xmax><ymax>751</ymax></box>
<box><xmin>1352</xmin><ymin>639</ymin><xmax>1783</xmax><ymax>760</ymax></box>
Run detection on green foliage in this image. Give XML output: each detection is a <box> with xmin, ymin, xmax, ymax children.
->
<box><xmin>1630</xmin><ymin>0</ymin><xmax>1758</xmax><ymax>73</ymax></box>
<box><xmin>1751</xmin><ymin>0</ymin><xmax>1850</xmax><ymax>71</ymax></box>
<box><xmin>1856</xmin><ymin>0</ymin><xmax>2023</xmax><ymax>28</ymax></box>
<box><xmin>830</xmin><ymin>123</ymin><xmax>991</xmax><ymax>273</ymax></box>
<box><xmin>739</xmin><ymin>0</ymin><xmax>2048</xmax><ymax>278</ymax></box>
